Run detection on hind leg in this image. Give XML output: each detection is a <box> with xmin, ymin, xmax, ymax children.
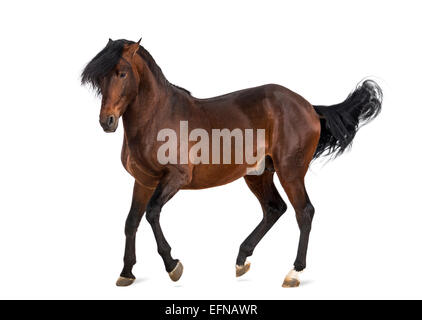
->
<box><xmin>236</xmin><ymin>170</ymin><xmax>288</xmax><ymax>277</ymax></box>
<box><xmin>271</xmin><ymin>140</ymin><xmax>317</xmax><ymax>287</ymax></box>
<box><xmin>277</xmin><ymin>176</ymin><xmax>315</xmax><ymax>288</ymax></box>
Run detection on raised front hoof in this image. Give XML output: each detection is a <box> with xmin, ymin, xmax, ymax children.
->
<box><xmin>282</xmin><ymin>269</ymin><xmax>302</xmax><ymax>288</ymax></box>
<box><xmin>116</xmin><ymin>276</ymin><xmax>136</xmax><ymax>287</ymax></box>
<box><xmin>168</xmin><ymin>261</ymin><xmax>184</xmax><ymax>282</ymax></box>
<box><xmin>236</xmin><ymin>261</ymin><xmax>251</xmax><ymax>277</ymax></box>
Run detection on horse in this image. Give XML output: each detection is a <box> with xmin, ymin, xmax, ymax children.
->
<box><xmin>81</xmin><ymin>38</ymin><xmax>382</xmax><ymax>288</ymax></box>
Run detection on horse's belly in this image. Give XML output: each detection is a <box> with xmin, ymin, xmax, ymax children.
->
<box><xmin>182</xmin><ymin>164</ymin><xmax>249</xmax><ymax>189</ymax></box>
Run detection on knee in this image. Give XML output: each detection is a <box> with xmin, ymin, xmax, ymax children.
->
<box><xmin>124</xmin><ymin>209</ymin><xmax>141</xmax><ymax>236</ymax></box>
<box><xmin>124</xmin><ymin>223</ymin><xmax>137</xmax><ymax>237</ymax></box>
<box><xmin>146</xmin><ymin>203</ymin><xmax>161</xmax><ymax>224</ymax></box>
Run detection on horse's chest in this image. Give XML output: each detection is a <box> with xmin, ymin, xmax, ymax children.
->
<box><xmin>122</xmin><ymin>146</ymin><xmax>160</xmax><ymax>190</ymax></box>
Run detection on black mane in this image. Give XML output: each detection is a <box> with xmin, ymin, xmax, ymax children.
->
<box><xmin>81</xmin><ymin>39</ymin><xmax>190</xmax><ymax>95</ymax></box>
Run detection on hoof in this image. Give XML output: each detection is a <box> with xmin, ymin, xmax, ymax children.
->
<box><xmin>282</xmin><ymin>278</ymin><xmax>300</xmax><ymax>288</ymax></box>
<box><xmin>116</xmin><ymin>276</ymin><xmax>135</xmax><ymax>287</ymax></box>
<box><xmin>236</xmin><ymin>261</ymin><xmax>251</xmax><ymax>277</ymax></box>
<box><xmin>168</xmin><ymin>261</ymin><xmax>184</xmax><ymax>282</ymax></box>
<box><xmin>282</xmin><ymin>269</ymin><xmax>301</xmax><ymax>288</ymax></box>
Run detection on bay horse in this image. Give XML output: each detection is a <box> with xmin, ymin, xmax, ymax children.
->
<box><xmin>81</xmin><ymin>38</ymin><xmax>382</xmax><ymax>287</ymax></box>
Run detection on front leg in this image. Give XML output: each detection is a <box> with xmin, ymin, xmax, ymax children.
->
<box><xmin>116</xmin><ymin>181</ymin><xmax>155</xmax><ymax>286</ymax></box>
<box><xmin>146</xmin><ymin>166</ymin><xmax>191</xmax><ymax>281</ymax></box>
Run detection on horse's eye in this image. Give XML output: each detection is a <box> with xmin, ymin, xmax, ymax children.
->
<box><xmin>119</xmin><ymin>72</ymin><xmax>127</xmax><ymax>78</ymax></box>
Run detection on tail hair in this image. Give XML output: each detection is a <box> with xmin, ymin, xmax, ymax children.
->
<box><xmin>313</xmin><ymin>80</ymin><xmax>383</xmax><ymax>159</ymax></box>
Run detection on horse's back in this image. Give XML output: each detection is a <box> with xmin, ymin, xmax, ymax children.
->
<box><xmin>195</xmin><ymin>83</ymin><xmax>319</xmax><ymax>141</ymax></box>
<box><xmin>196</xmin><ymin>83</ymin><xmax>317</xmax><ymax>120</ymax></box>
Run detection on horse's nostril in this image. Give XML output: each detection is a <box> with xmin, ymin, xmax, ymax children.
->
<box><xmin>100</xmin><ymin>115</ymin><xmax>117</xmax><ymax>132</ymax></box>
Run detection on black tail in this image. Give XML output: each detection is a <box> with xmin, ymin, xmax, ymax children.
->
<box><xmin>313</xmin><ymin>80</ymin><xmax>383</xmax><ymax>159</ymax></box>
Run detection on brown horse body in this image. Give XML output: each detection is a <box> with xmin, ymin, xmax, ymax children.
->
<box><xmin>121</xmin><ymin>83</ymin><xmax>320</xmax><ymax>190</ymax></box>
<box><xmin>82</xmin><ymin>39</ymin><xmax>382</xmax><ymax>287</ymax></box>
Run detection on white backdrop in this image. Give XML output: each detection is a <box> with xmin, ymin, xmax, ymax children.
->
<box><xmin>0</xmin><ymin>0</ymin><xmax>421</xmax><ymax>299</ymax></box>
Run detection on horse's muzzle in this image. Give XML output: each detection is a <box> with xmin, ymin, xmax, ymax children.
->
<box><xmin>100</xmin><ymin>115</ymin><xmax>118</xmax><ymax>133</ymax></box>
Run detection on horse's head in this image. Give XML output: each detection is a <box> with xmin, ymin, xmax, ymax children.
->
<box><xmin>82</xmin><ymin>39</ymin><xmax>142</xmax><ymax>133</ymax></box>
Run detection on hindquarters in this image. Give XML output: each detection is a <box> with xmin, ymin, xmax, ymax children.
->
<box><xmin>266</xmin><ymin>84</ymin><xmax>321</xmax><ymax>181</ymax></box>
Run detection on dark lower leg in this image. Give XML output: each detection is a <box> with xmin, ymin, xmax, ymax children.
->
<box><xmin>145</xmin><ymin>171</ymin><xmax>190</xmax><ymax>273</ymax></box>
<box><xmin>281</xmin><ymin>178</ymin><xmax>314</xmax><ymax>272</ymax></box>
<box><xmin>277</xmin><ymin>178</ymin><xmax>314</xmax><ymax>287</ymax></box>
<box><xmin>236</xmin><ymin>203</ymin><xmax>286</xmax><ymax>265</ymax></box>
<box><xmin>119</xmin><ymin>182</ymin><xmax>153</xmax><ymax>280</ymax></box>
<box><xmin>146</xmin><ymin>207</ymin><xmax>179</xmax><ymax>272</ymax></box>
<box><xmin>293</xmin><ymin>199</ymin><xmax>314</xmax><ymax>271</ymax></box>
<box><xmin>237</xmin><ymin>173</ymin><xmax>287</xmax><ymax>266</ymax></box>
<box><xmin>120</xmin><ymin>211</ymin><xmax>143</xmax><ymax>278</ymax></box>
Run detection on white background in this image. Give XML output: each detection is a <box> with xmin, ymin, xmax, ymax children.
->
<box><xmin>0</xmin><ymin>0</ymin><xmax>421</xmax><ymax>299</ymax></box>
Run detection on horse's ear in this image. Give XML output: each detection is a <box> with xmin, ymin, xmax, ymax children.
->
<box><xmin>128</xmin><ymin>39</ymin><xmax>141</xmax><ymax>58</ymax></box>
<box><xmin>108</xmin><ymin>38</ymin><xmax>113</xmax><ymax>44</ymax></box>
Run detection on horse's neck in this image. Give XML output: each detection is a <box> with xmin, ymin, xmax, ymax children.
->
<box><xmin>122</xmin><ymin>59</ymin><xmax>171</xmax><ymax>140</ymax></box>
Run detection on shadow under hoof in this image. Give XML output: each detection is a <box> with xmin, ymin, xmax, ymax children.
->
<box><xmin>282</xmin><ymin>278</ymin><xmax>300</xmax><ymax>288</ymax></box>
<box><xmin>236</xmin><ymin>261</ymin><xmax>251</xmax><ymax>277</ymax></box>
<box><xmin>116</xmin><ymin>276</ymin><xmax>136</xmax><ymax>287</ymax></box>
<box><xmin>168</xmin><ymin>261</ymin><xmax>184</xmax><ymax>282</ymax></box>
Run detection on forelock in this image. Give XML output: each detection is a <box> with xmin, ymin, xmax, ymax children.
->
<box><xmin>81</xmin><ymin>39</ymin><xmax>134</xmax><ymax>94</ymax></box>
